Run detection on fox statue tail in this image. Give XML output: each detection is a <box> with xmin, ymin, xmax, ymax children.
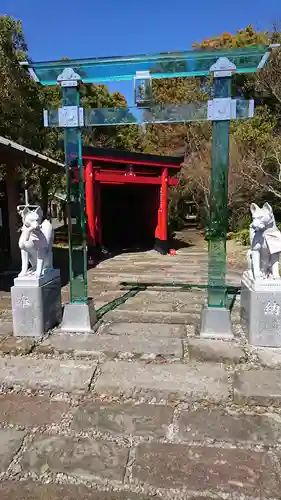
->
<box><xmin>41</xmin><ymin>219</ymin><xmax>54</xmax><ymax>269</ymax></box>
<box><xmin>41</xmin><ymin>219</ymin><xmax>53</xmax><ymax>245</ymax></box>
<box><xmin>247</xmin><ymin>249</ymin><xmax>252</xmax><ymax>272</ymax></box>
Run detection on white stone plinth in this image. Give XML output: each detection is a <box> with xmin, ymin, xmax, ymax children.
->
<box><xmin>241</xmin><ymin>271</ymin><xmax>281</xmax><ymax>347</ymax></box>
<box><xmin>14</xmin><ymin>269</ymin><xmax>60</xmax><ymax>288</ymax></box>
<box><xmin>11</xmin><ymin>270</ymin><xmax>62</xmax><ymax>338</ymax></box>
<box><xmin>242</xmin><ymin>270</ymin><xmax>281</xmax><ymax>292</ymax></box>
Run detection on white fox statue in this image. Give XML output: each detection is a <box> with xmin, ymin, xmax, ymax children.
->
<box><xmin>248</xmin><ymin>202</ymin><xmax>281</xmax><ymax>280</ymax></box>
<box><xmin>17</xmin><ymin>205</ymin><xmax>54</xmax><ymax>278</ymax></box>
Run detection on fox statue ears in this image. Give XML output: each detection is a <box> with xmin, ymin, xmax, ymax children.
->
<box><xmin>250</xmin><ymin>203</ymin><xmax>259</xmax><ymax>215</ymax></box>
<box><xmin>250</xmin><ymin>202</ymin><xmax>273</xmax><ymax>215</ymax></box>
<box><xmin>17</xmin><ymin>205</ymin><xmax>43</xmax><ymax>221</ymax></box>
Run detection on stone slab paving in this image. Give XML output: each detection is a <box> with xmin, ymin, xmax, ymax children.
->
<box><xmin>94</xmin><ymin>361</ymin><xmax>229</xmax><ymax>402</ymax></box>
<box><xmin>177</xmin><ymin>408</ymin><xmax>281</xmax><ymax>444</ymax></box>
<box><xmin>38</xmin><ymin>332</ymin><xmax>183</xmax><ymax>359</ymax></box>
<box><xmin>0</xmin><ymin>429</ymin><xmax>26</xmax><ymax>470</ymax></box>
<box><xmin>0</xmin><ymin>337</ymin><xmax>35</xmax><ymax>355</ymax></box>
<box><xmin>0</xmin><ymin>482</ymin><xmax>159</xmax><ymax>500</ymax></box>
<box><xmin>20</xmin><ymin>435</ymin><xmax>129</xmax><ymax>483</ymax></box>
<box><xmin>92</xmin><ymin>273</ymin><xmax>241</xmax><ymax>286</ymax></box>
<box><xmin>132</xmin><ymin>443</ymin><xmax>280</xmax><ymax>497</ymax></box>
<box><xmin>118</xmin><ymin>300</ymin><xmax>203</xmax><ymax>313</ymax></box>
<box><xmin>253</xmin><ymin>347</ymin><xmax>281</xmax><ymax>368</ymax></box>
<box><xmin>100</xmin><ymin>322</ymin><xmax>193</xmax><ymax>338</ymax></box>
<box><xmin>0</xmin><ymin>297</ymin><xmax>11</xmax><ymax>309</ymax></box>
<box><xmin>186</xmin><ymin>338</ymin><xmax>246</xmax><ymax>364</ymax></box>
<box><xmin>132</xmin><ymin>290</ymin><xmax>205</xmax><ymax>301</ymax></box>
<box><xmin>103</xmin><ymin>310</ymin><xmax>200</xmax><ymax>325</ymax></box>
<box><xmin>0</xmin><ymin>394</ymin><xmax>70</xmax><ymax>427</ymax></box>
<box><xmin>0</xmin><ymin>357</ymin><xmax>97</xmax><ymax>393</ymax></box>
<box><xmin>0</xmin><ymin>310</ymin><xmax>12</xmax><ymax>321</ymax></box>
<box><xmin>234</xmin><ymin>369</ymin><xmax>281</xmax><ymax>406</ymax></box>
<box><xmin>102</xmin><ymin>309</ymin><xmax>241</xmax><ymax>327</ymax></box>
<box><xmin>71</xmin><ymin>401</ymin><xmax>173</xmax><ymax>438</ymax></box>
<box><xmin>2</xmin><ymin>234</ymin><xmax>281</xmax><ymax>498</ymax></box>
<box><xmin>0</xmin><ymin>320</ymin><xmax>13</xmax><ymax>336</ymax></box>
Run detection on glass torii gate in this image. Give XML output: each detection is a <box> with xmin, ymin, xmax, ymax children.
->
<box><xmin>22</xmin><ymin>45</ymin><xmax>277</xmax><ymax>335</ymax></box>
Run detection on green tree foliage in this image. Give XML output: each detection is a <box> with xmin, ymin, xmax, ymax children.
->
<box><xmin>2</xmin><ymin>15</ymin><xmax>281</xmax><ymax>232</ymax></box>
<box><xmin>176</xmin><ymin>26</ymin><xmax>281</xmax><ymax>229</ymax></box>
<box><xmin>0</xmin><ymin>15</ymin><xmax>143</xmax><ymax>215</ymax></box>
<box><xmin>143</xmin><ymin>72</ymin><xmax>210</xmax><ymax>156</ymax></box>
<box><xmin>0</xmin><ymin>15</ymin><xmax>43</xmax><ymax>148</ymax></box>
<box><xmin>192</xmin><ymin>24</ymin><xmax>270</xmax><ymax>49</ymax></box>
<box><xmin>81</xmin><ymin>84</ymin><xmax>143</xmax><ymax>151</ymax></box>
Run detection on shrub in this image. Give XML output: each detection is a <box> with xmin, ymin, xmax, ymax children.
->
<box><xmin>232</xmin><ymin>228</ymin><xmax>250</xmax><ymax>246</ymax></box>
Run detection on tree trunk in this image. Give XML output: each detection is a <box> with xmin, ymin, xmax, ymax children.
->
<box><xmin>40</xmin><ymin>178</ymin><xmax>49</xmax><ymax>219</ymax></box>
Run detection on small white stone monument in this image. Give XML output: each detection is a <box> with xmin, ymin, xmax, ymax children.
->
<box><xmin>11</xmin><ymin>205</ymin><xmax>62</xmax><ymax>337</ymax></box>
<box><xmin>241</xmin><ymin>202</ymin><xmax>281</xmax><ymax>346</ymax></box>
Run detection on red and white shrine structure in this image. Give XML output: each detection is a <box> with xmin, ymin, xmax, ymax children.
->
<box><xmin>74</xmin><ymin>148</ymin><xmax>183</xmax><ymax>254</ymax></box>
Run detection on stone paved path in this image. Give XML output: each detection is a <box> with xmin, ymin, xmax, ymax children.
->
<box><xmin>0</xmin><ymin>232</ymin><xmax>281</xmax><ymax>498</ymax></box>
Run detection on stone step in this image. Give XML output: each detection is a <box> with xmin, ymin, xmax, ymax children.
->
<box><xmin>96</xmin><ymin>261</ymin><xmax>240</xmax><ymax>269</ymax></box>
<box><xmin>100</xmin><ymin>322</ymin><xmax>195</xmax><ymax>338</ymax></box>
<box><xmin>0</xmin><ymin>357</ymin><xmax>96</xmax><ymax>394</ymax></box>
<box><xmin>1</xmin><ymin>438</ymin><xmax>278</xmax><ymax>498</ymax></box>
<box><xmin>1</xmin><ymin>392</ymin><xmax>281</xmax><ymax>446</ymax></box>
<box><xmin>234</xmin><ymin>369</ymin><xmax>281</xmax><ymax>406</ymax></box>
<box><xmin>0</xmin><ymin>426</ymin><xmax>279</xmax><ymax>498</ymax></box>
<box><xmin>0</xmin><ymin>353</ymin><xmax>279</xmax><ymax>406</ymax></box>
<box><xmin>39</xmin><ymin>330</ymin><xmax>246</xmax><ymax>364</ymax></box>
<box><xmin>102</xmin><ymin>308</ymin><xmax>241</xmax><ymax>325</ymax></box>
<box><xmin>0</xmin><ymin>482</ymin><xmax>156</xmax><ymax>500</ymax></box>
<box><xmin>186</xmin><ymin>338</ymin><xmax>246</xmax><ymax>364</ymax></box>
<box><xmin>95</xmin><ymin>263</ymin><xmax>210</xmax><ymax>271</ymax></box>
<box><xmin>116</xmin><ymin>300</ymin><xmax>203</xmax><ymax>313</ymax></box>
<box><xmin>0</xmin><ymin>297</ymin><xmax>11</xmax><ymax>309</ymax></box>
<box><xmin>38</xmin><ymin>332</ymin><xmax>183</xmax><ymax>359</ymax></box>
<box><xmin>97</xmin><ymin>261</ymin><xmax>210</xmax><ymax>269</ymax></box>
<box><xmin>102</xmin><ymin>310</ymin><xmax>201</xmax><ymax>325</ymax></box>
<box><xmin>131</xmin><ymin>442</ymin><xmax>278</xmax><ymax>497</ymax></box>
<box><xmin>94</xmin><ymin>289</ymin><xmax>241</xmax><ymax>312</ymax></box>
<box><xmin>71</xmin><ymin>400</ymin><xmax>174</xmax><ymax>439</ymax></box>
<box><xmin>70</xmin><ymin>400</ymin><xmax>281</xmax><ymax>445</ymax></box>
<box><xmin>91</xmin><ymin>273</ymin><xmax>241</xmax><ymax>286</ymax></box>
<box><xmin>19</xmin><ymin>434</ymin><xmax>129</xmax><ymax>484</ymax></box>
<box><xmin>94</xmin><ymin>360</ymin><xmax>229</xmax><ymax>402</ymax></box>
<box><xmin>106</xmin><ymin>252</ymin><xmax>208</xmax><ymax>261</ymax></box>
<box><xmin>136</xmin><ymin>290</ymin><xmax>205</xmax><ymax>300</ymax></box>
<box><xmin>94</xmin><ymin>290</ymin><xmax>206</xmax><ymax>309</ymax></box>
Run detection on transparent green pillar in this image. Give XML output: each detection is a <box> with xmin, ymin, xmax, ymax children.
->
<box><xmin>62</xmin><ymin>86</ymin><xmax>88</xmax><ymax>303</ymax></box>
<box><xmin>207</xmin><ymin>76</ymin><xmax>231</xmax><ymax>307</ymax></box>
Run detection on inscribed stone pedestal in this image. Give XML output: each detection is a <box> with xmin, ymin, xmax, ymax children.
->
<box><xmin>11</xmin><ymin>272</ymin><xmax>61</xmax><ymax>337</ymax></box>
<box><xmin>241</xmin><ymin>271</ymin><xmax>281</xmax><ymax>347</ymax></box>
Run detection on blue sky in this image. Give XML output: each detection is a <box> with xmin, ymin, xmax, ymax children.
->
<box><xmin>4</xmin><ymin>0</ymin><xmax>281</xmax><ymax>104</ymax></box>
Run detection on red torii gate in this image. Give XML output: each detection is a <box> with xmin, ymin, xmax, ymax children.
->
<box><xmin>75</xmin><ymin>148</ymin><xmax>183</xmax><ymax>253</ymax></box>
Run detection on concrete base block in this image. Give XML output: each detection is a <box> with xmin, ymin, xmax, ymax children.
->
<box><xmin>241</xmin><ymin>271</ymin><xmax>281</xmax><ymax>347</ymax></box>
<box><xmin>60</xmin><ymin>303</ymin><xmax>97</xmax><ymax>333</ymax></box>
<box><xmin>11</xmin><ymin>274</ymin><xmax>62</xmax><ymax>338</ymax></box>
<box><xmin>200</xmin><ymin>306</ymin><xmax>233</xmax><ymax>339</ymax></box>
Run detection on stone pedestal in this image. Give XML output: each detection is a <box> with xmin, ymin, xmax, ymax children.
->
<box><xmin>241</xmin><ymin>271</ymin><xmax>281</xmax><ymax>347</ymax></box>
<box><xmin>11</xmin><ymin>269</ymin><xmax>62</xmax><ymax>338</ymax></box>
<box><xmin>200</xmin><ymin>306</ymin><xmax>233</xmax><ymax>339</ymax></box>
<box><xmin>60</xmin><ymin>302</ymin><xmax>97</xmax><ymax>333</ymax></box>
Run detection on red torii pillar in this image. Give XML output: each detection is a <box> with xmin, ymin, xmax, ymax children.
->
<box><xmin>155</xmin><ymin>167</ymin><xmax>168</xmax><ymax>254</ymax></box>
<box><xmin>85</xmin><ymin>160</ymin><xmax>102</xmax><ymax>249</ymax></box>
<box><xmin>85</xmin><ymin>160</ymin><xmax>95</xmax><ymax>246</ymax></box>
